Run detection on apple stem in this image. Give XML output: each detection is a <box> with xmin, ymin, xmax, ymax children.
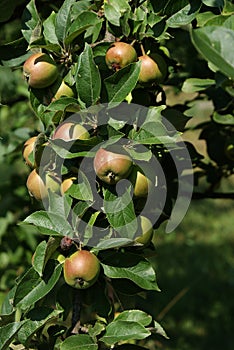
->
<box><xmin>140</xmin><ymin>44</ymin><xmax>146</xmax><ymax>56</ymax></box>
<box><xmin>130</xmin><ymin>39</ymin><xmax>136</xmax><ymax>47</ymax></box>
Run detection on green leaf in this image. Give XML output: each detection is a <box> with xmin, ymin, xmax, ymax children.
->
<box><xmin>101</xmin><ymin>252</ymin><xmax>159</xmax><ymax>290</ymax></box>
<box><xmin>104</xmin><ymin>186</ymin><xmax>137</xmax><ymax>239</ymax></box>
<box><xmin>60</xmin><ymin>334</ymin><xmax>98</xmax><ymax>350</ymax></box>
<box><xmin>104</xmin><ymin>62</ymin><xmax>141</xmax><ymax>106</ymax></box>
<box><xmin>55</xmin><ymin>0</ymin><xmax>76</xmax><ymax>44</ymax></box>
<box><xmin>182</xmin><ymin>78</ymin><xmax>215</xmax><ymax>93</ymax></box>
<box><xmin>213</xmin><ymin>111</ymin><xmax>234</xmax><ymax>125</ymax></box>
<box><xmin>21</xmin><ymin>0</ymin><xmax>41</xmax><ymax>44</ymax></box>
<box><xmin>152</xmin><ymin>320</ymin><xmax>169</xmax><ymax>339</ymax></box>
<box><xmin>66</xmin><ymin>11</ymin><xmax>101</xmax><ymax>44</ymax></box>
<box><xmin>1</xmin><ymin>287</ymin><xmax>16</xmax><ymax>315</ymax></box>
<box><xmin>68</xmin><ymin>171</ymin><xmax>93</xmax><ymax>202</ymax></box>
<box><xmin>23</xmin><ymin>211</ymin><xmax>74</xmax><ymax>237</ymax></box>
<box><xmin>75</xmin><ymin>43</ymin><xmax>101</xmax><ymax>107</ymax></box>
<box><xmin>201</xmin><ymin>0</ymin><xmax>224</xmax><ymax>8</ymax></box>
<box><xmin>32</xmin><ymin>240</ymin><xmax>47</xmax><ymax>277</ymax></box>
<box><xmin>0</xmin><ymin>37</ymin><xmax>30</xmax><ymax>67</ymax></box>
<box><xmin>114</xmin><ymin>310</ymin><xmax>152</xmax><ymax>327</ymax></box>
<box><xmin>17</xmin><ymin>307</ymin><xmax>62</xmax><ymax>345</ymax></box>
<box><xmin>14</xmin><ymin>263</ymin><xmax>62</xmax><ymax>311</ymax></box>
<box><xmin>167</xmin><ymin>0</ymin><xmax>201</xmax><ymax>28</ymax></box>
<box><xmin>43</xmin><ymin>11</ymin><xmax>60</xmax><ymax>46</ymax></box>
<box><xmin>96</xmin><ymin>237</ymin><xmax>133</xmax><ymax>250</ymax></box>
<box><xmin>0</xmin><ymin>321</ymin><xmax>25</xmax><ymax>350</ymax></box>
<box><xmin>100</xmin><ymin>320</ymin><xmax>151</xmax><ymax>346</ymax></box>
<box><xmin>191</xmin><ymin>26</ymin><xmax>234</xmax><ymax>80</ymax></box>
<box><xmin>104</xmin><ymin>0</ymin><xmax>131</xmax><ymax>26</ymax></box>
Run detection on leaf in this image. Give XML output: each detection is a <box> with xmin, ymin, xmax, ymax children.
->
<box><xmin>191</xmin><ymin>26</ymin><xmax>234</xmax><ymax>80</ymax></box>
<box><xmin>0</xmin><ymin>321</ymin><xmax>25</xmax><ymax>350</ymax></box>
<box><xmin>213</xmin><ymin>111</ymin><xmax>234</xmax><ymax>125</ymax></box>
<box><xmin>96</xmin><ymin>237</ymin><xmax>133</xmax><ymax>250</ymax></box>
<box><xmin>1</xmin><ymin>286</ymin><xmax>16</xmax><ymax>315</ymax></box>
<box><xmin>75</xmin><ymin>44</ymin><xmax>101</xmax><ymax>107</ymax></box>
<box><xmin>60</xmin><ymin>334</ymin><xmax>98</xmax><ymax>350</ymax></box>
<box><xmin>114</xmin><ymin>310</ymin><xmax>152</xmax><ymax>327</ymax></box>
<box><xmin>32</xmin><ymin>240</ymin><xmax>47</xmax><ymax>277</ymax></box>
<box><xmin>21</xmin><ymin>0</ymin><xmax>41</xmax><ymax>44</ymax></box>
<box><xmin>55</xmin><ymin>0</ymin><xmax>76</xmax><ymax>44</ymax></box>
<box><xmin>17</xmin><ymin>307</ymin><xmax>62</xmax><ymax>345</ymax></box>
<box><xmin>68</xmin><ymin>171</ymin><xmax>93</xmax><ymax>201</ymax></box>
<box><xmin>132</xmin><ymin>121</ymin><xmax>178</xmax><ymax>145</ymax></box>
<box><xmin>23</xmin><ymin>211</ymin><xmax>74</xmax><ymax>237</ymax></box>
<box><xmin>104</xmin><ymin>62</ymin><xmax>141</xmax><ymax>107</ymax></box>
<box><xmin>66</xmin><ymin>11</ymin><xmax>101</xmax><ymax>44</ymax></box>
<box><xmin>104</xmin><ymin>0</ymin><xmax>131</xmax><ymax>26</ymax></box>
<box><xmin>182</xmin><ymin>78</ymin><xmax>215</xmax><ymax>93</ymax></box>
<box><xmin>100</xmin><ymin>320</ymin><xmax>151</xmax><ymax>346</ymax></box>
<box><xmin>201</xmin><ymin>0</ymin><xmax>224</xmax><ymax>8</ymax></box>
<box><xmin>43</xmin><ymin>11</ymin><xmax>60</xmax><ymax>46</ymax></box>
<box><xmin>101</xmin><ymin>252</ymin><xmax>159</xmax><ymax>291</ymax></box>
<box><xmin>104</xmin><ymin>186</ymin><xmax>137</xmax><ymax>239</ymax></box>
<box><xmin>14</xmin><ymin>263</ymin><xmax>63</xmax><ymax>311</ymax></box>
<box><xmin>0</xmin><ymin>37</ymin><xmax>30</xmax><ymax>67</ymax></box>
<box><xmin>152</xmin><ymin>320</ymin><xmax>169</xmax><ymax>339</ymax></box>
<box><xmin>167</xmin><ymin>0</ymin><xmax>201</xmax><ymax>28</ymax></box>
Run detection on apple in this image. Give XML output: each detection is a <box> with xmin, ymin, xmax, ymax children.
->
<box><xmin>128</xmin><ymin>165</ymin><xmax>152</xmax><ymax>198</ymax></box>
<box><xmin>94</xmin><ymin>147</ymin><xmax>133</xmax><ymax>185</ymax></box>
<box><xmin>52</xmin><ymin>122</ymin><xmax>90</xmax><ymax>141</ymax></box>
<box><xmin>61</xmin><ymin>177</ymin><xmax>77</xmax><ymax>194</ymax></box>
<box><xmin>52</xmin><ymin>79</ymin><xmax>75</xmax><ymax>100</ymax></box>
<box><xmin>135</xmin><ymin>215</ymin><xmax>153</xmax><ymax>246</ymax></box>
<box><xmin>26</xmin><ymin>169</ymin><xmax>61</xmax><ymax>201</ymax></box>
<box><xmin>23</xmin><ymin>52</ymin><xmax>58</xmax><ymax>89</ymax></box>
<box><xmin>138</xmin><ymin>53</ymin><xmax>167</xmax><ymax>85</ymax></box>
<box><xmin>105</xmin><ymin>42</ymin><xmax>137</xmax><ymax>71</ymax></box>
<box><xmin>63</xmin><ymin>250</ymin><xmax>100</xmax><ymax>289</ymax></box>
<box><xmin>22</xmin><ymin>136</ymin><xmax>37</xmax><ymax>168</ymax></box>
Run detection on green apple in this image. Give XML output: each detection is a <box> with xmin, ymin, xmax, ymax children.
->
<box><xmin>128</xmin><ymin>165</ymin><xmax>152</xmax><ymax>198</ymax></box>
<box><xmin>135</xmin><ymin>216</ymin><xmax>153</xmax><ymax>246</ymax></box>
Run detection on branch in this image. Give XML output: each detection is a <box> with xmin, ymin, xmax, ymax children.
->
<box><xmin>192</xmin><ymin>192</ymin><xmax>234</xmax><ymax>199</ymax></box>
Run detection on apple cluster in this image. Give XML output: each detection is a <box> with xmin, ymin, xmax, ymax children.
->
<box><xmin>22</xmin><ymin>42</ymin><xmax>166</xmax><ymax>290</ymax></box>
<box><xmin>105</xmin><ymin>41</ymin><xmax>168</xmax><ymax>85</ymax></box>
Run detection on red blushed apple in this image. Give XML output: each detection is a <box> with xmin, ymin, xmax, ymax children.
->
<box><xmin>105</xmin><ymin>42</ymin><xmax>137</xmax><ymax>71</ymax></box>
<box><xmin>52</xmin><ymin>122</ymin><xmax>90</xmax><ymax>141</ymax></box>
<box><xmin>94</xmin><ymin>147</ymin><xmax>133</xmax><ymax>185</ymax></box>
<box><xmin>23</xmin><ymin>52</ymin><xmax>58</xmax><ymax>89</ymax></box>
<box><xmin>63</xmin><ymin>250</ymin><xmax>100</xmax><ymax>289</ymax></box>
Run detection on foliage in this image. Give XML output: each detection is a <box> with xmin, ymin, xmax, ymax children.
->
<box><xmin>0</xmin><ymin>0</ymin><xmax>233</xmax><ymax>349</ymax></box>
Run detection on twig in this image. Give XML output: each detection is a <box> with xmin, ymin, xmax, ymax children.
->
<box><xmin>157</xmin><ymin>287</ymin><xmax>190</xmax><ymax>321</ymax></box>
<box><xmin>192</xmin><ymin>192</ymin><xmax>234</xmax><ymax>200</ymax></box>
<box><xmin>71</xmin><ymin>289</ymin><xmax>82</xmax><ymax>334</ymax></box>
